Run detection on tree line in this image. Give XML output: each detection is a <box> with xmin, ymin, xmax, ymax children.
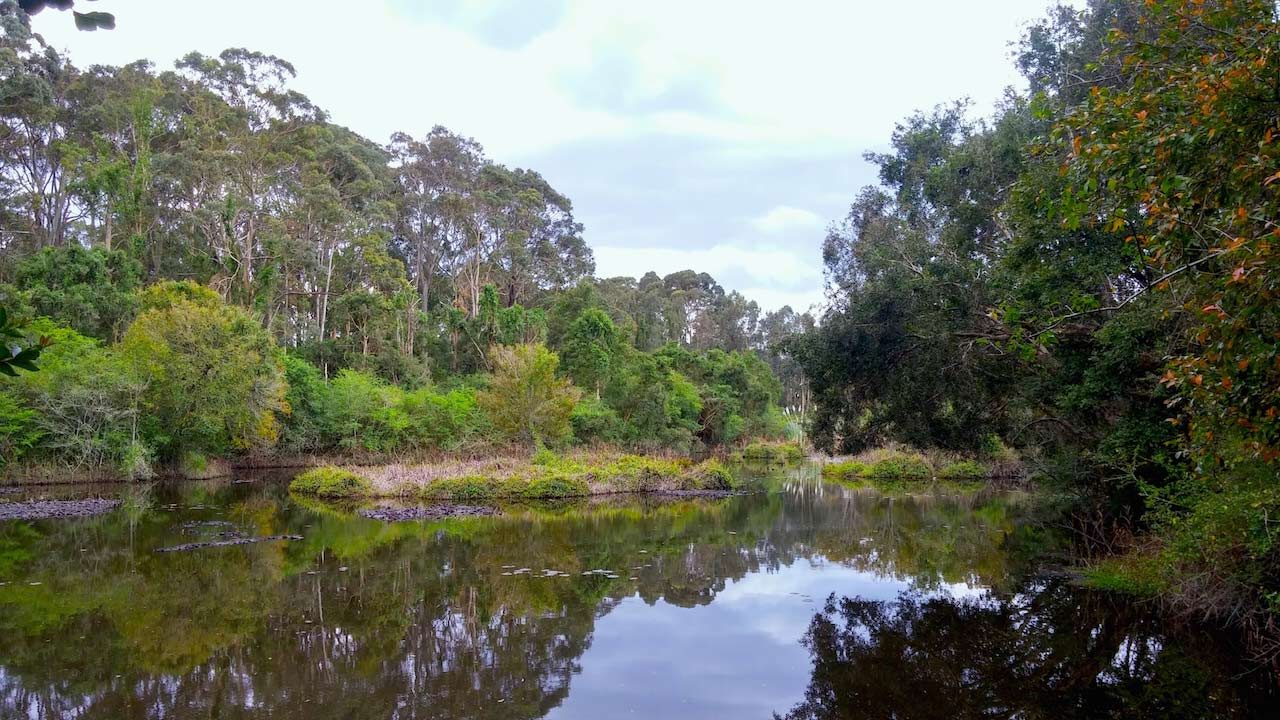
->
<box><xmin>791</xmin><ymin>0</ymin><xmax>1279</xmax><ymax>632</ymax></box>
<box><xmin>0</xmin><ymin>2</ymin><xmax>810</xmax><ymax>474</ymax></box>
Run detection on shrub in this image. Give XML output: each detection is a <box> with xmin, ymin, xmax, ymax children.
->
<box><xmin>479</xmin><ymin>343</ymin><xmax>580</xmax><ymax>446</ymax></box>
<box><xmin>531</xmin><ymin>447</ymin><xmax>559</xmax><ymax>466</ymax></box>
<box><xmin>742</xmin><ymin>440</ymin><xmax>805</xmax><ymax>463</ymax></box>
<box><xmin>523</xmin><ymin>475</ymin><xmax>590</xmax><ymax>498</ymax></box>
<box><xmin>122</xmin><ymin>285</ymin><xmax>286</xmax><ymax>458</ymax></box>
<box><xmin>684</xmin><ymin>458</ymin><xmax>735</xmax><ymax>490</ymax></box>
<box><xmin>0</xmin><ymin>391</ymin><xmax>41</xmax><ymax>468</ymax></box>
<box><xmin>938</xmin><ymin>460</ymin><xmax>989</xmax><ymax>481</ymax></box>
<box><xmin>290</xmin><ymin>466</ymin><xmax>372</xmax><ymax>498</ymax></box>
<box><xmin>821</xmin><ymin>461</ymin><xmax>869</xmax><ymax>482</ymax></box>
<box><xmin>424</xmin><ymin>475</ymin><xmax>500</xmax><ymax>501</ymax></box>
<box><xmin>118</xmin><ymin>440</ymin><xmax>154</xmax><ymax>481</ymax></box>
<box><xmin>400</xmin><ymin>386</ymin><xmax>482</xmax><ymax>448</ymax></box>
<box><xmin>570</xmin><ymin>398</ymin><xmax>623</xmax><ymax>444</ymax></box>
<box><xmin>866</xmin><ymin>452</ymin><xmax>932</xmax><ymax>480</ymax></box>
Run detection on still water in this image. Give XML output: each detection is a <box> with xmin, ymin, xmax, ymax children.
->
<box><xmin>0</xmin><ymin>464</ymin><xmax>1272</xmax><ymax>719</ymax></box>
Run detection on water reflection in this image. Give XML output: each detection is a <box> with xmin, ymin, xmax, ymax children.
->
<box><xmin>779</xmin><ymin>580</ymin><xmax>1273</xmax><ymax>719</ymax></box>
<box><xmin>0</xmin><ymin>466</ymin><xmax>1269</xmax><ymax>719</ymax></box>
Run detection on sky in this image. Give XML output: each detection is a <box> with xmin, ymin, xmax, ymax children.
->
<box><xmin>29</xmin><ymin>0</ymin><xmax>1057</xmax><ymax>313</ymax></box>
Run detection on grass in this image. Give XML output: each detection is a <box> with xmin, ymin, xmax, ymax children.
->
<box><xmin>290</xmin><ymin>466</ymin><xmax>373</xmax><ymax>498</ymax></box>
<box><xmin>937</xmin><ymin>460</ymin><xmax>989</xmax><ymax>481</ymax></box>
<box><xmin>739</xmin><ymin>440</ymin><xmax>807</xmax><ymax>464</ymax></box>
<box><xmin>291</xmin><ymin>451</ymin><xmax>738</xmax><ymax>500</ymax></box>
<box><xmin>821</xmin><ymin>449</ymin><xmax>998</xmax><ymax>492</ymax></box>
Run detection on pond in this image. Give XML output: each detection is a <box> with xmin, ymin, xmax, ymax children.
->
<box><xmin>0</xmin><ymin>464</ymin><xmax>1273</xmax><ymax>719</ymax></box>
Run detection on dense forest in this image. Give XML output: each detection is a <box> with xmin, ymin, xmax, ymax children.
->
<box><xmin>0</xmin><ymin>3</ymin><xmax>810</xmax><ymax>476</ymax></box>
<box><xmin>793</xmin><ymin>0</ymin><xmax>1279</xmax><ymax>636</ymax></box>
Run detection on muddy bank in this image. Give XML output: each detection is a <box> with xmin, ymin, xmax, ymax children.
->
<box><xmin>0</xmin><ymin>498</ymin><xmax>121</xmax><ymax>521</ymax></box>
<box><xmin>358</xmin><ymin>505</ymin><xmax>499</xmax><ymax>522</ymax></box>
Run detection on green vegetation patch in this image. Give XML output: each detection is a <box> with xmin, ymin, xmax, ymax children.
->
<box><xmin>821</xmin><ymin>461</ymin><xmax>870</xmax><ymax>482</ymax></box>
<box><xmin>682</xmin><ymin>458</ymin><xmax>737</xmax><ymax>490</ymax></box>
<box><xmin>357</xmin><ymin>451</ymin><xmax>739</xmax><ymax>500</ymax></box>
<box><xmin>290</xmin><ymin>466</ymin><xmax>373</xmax><ymax>499</ymax></box>
<box><xmin>740</xmin><ymin>440</ymin><xmax>806</xmax><ymax>463</ymax></box>
<box><xmin>938</xmin><ymin>460</ymin><xmax>989</xmax><ymax>481</ymax></box>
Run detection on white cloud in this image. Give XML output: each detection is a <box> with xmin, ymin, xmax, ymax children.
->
<box><xmin>750</xmin><ymin>205</ymin><xmax>823</xmax><ymax>234</ymax></box>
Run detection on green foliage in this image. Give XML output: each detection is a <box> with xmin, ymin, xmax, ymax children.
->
<box><xmin>741</xmin><ymin>440</ymin><xmax>806</xmax><ymax>463</ymax></box>
<box><xmin>522</xmin><ymin>475</ymin><xmax>591</xmax><ymax>499</ymax></box>
<box><xmin>821</xmin><ymin>461</ymin><xmax>869</xmax><ymax>482</ymax></box>
<box><xmin>684</xmin><ymin>458</ymin><xmax>735</xmax><ymax>490</ymax></box>
<box><xmin>866</xmin><ymin>452</ymin><xmax>932</xmax><ymax>480</ymax></box>
<box><xmin>1</xmin><ymin>319</ymin><xmax>144</xmax><ymax>470</ymax></box>
<box><xmin>478</xmin><ymin>344</ymin><xmax>581</xmax><ymax>447</ymax></box>
<box><xmin>569</xmin><ymin>398</ymin><xmax>623</xmax><ymax>444</ymax></box>
<box><xmin>938</xmin><ymin>461</ymin><xmax>988</xmax><ymax>481</ymax></box>
<box><xmin>14</xmin><ymin>246</ymin><xmax>140</xmax><ymax>340</ymax></box>
<box><xmin>560</xmin><ymin>308</ymin><xmax>620</xmax><ymax>399</ymax></box>
<box><xmin>120</xmin><ymin>285</ymin><xmax>286</xmax><ymax>458</ymax></box>
<box><xmin>0</xmin><ymin>391</ymin><xmax>40</xmax><ymax>466</ymax></box>
<box><xmin>0</xmin><ymin>306</ymin><xmax>44</xmax><ymax>378</ymax></box>
<box><xmin>290</xmin><ymin>466</ymin><xmax>372</xmax><ymax>499</ymax></box>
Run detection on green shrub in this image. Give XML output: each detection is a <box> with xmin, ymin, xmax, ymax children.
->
<box><xmin>938</xmin><ymin>460</ymin><xmax>988</xmax><ymax>481</ymax></box>
<box><xmin>290</xmin><ymin>466</ymin><xmax>372</xmax><ymax>498</ymax></box>
<box><xmin>532</xmin><ymin>447</ymin><xmax>559</xmax><ymax>466</ymax></box>
<box><xmin>0</xmin><ymin>391</ymin><xmax>41</xmax><ymax>467</ymax></box>
<box><xmin>599</xmin><ymin>454</ymin><xmax>686</xmax><ymax>490</ymax></box>
<box><xmin>423</xmin><ymin>476</ymin><xmax>500</xmax><ymax>501</ymax></box>
<box><xmin>570</xmin><ymin>398</ymin><xmax>623</xmax><ymax>443</ymax></box>
<box><xmin>118</xmin><ymin>441</ymin><xmax>154</xmax><ymax>481</ymax></box>
<box><xmin>867</xmin><ymin>453</ymin><xmax>932</xmax><ymax>480</ymax></box>
<box><xmin>684</xmin><ymin>458</ymin><xmax>735</xmax><ymax>490</ymax></box>
<box><xmin>400</xmin><ymin>386</ymin><xmax>482</xmax><ymax>448</ymax></box>
<box><xmin>741</xmin><ymin>440</ymin><xmax>804</xmax><ymax>462</ymax></box>
<box><xmin>523</xmin><ymin>475</ymin><xmax>590</xmax><ymax>498</ymax></box>
<box><xmin>821</xmin><ymin>461</ymin><xmax>869</xmax><ymax>482</ymax></box>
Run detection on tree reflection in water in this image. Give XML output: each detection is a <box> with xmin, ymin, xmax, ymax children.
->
<box><xmin>0</xmin><ymin>467</ymin><xmax>1271</xmax><ymax>719</ymax></box>
<box><xmin>779</xmin><ymin>580</ymin><xmax>1274</xmax><ymax>720</ymax></box>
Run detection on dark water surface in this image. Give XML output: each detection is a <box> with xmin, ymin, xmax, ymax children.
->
<box><xmin>0</xmin><ymin>465</ymin><xmax>1273</xmax><ymax>719</ymax></box>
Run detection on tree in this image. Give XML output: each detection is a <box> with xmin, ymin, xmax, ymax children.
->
<box><xmin>561</xmin><ymin>308</ymin><xmax>620</xmax><ymax>399</ymax></box>
<box><xmin>1051</xmin><ymin>0</ymin><xmax>1280</xmax><ymax>469</ymax></box>
<box><xmin>13</xmin><ymin>245</ymin><xmax>140</xmax><ymax>339</ymax></box>
<box><xmin>478</xmin><ymin>343</ymin><xmax>580</xmax><ymax>447</ymax></box>
<box><xmin>120</xmin><ymin>282</ymin><xmax>286</xmax><ymax>458</ymax></box>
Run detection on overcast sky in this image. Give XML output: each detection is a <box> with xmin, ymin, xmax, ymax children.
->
<box><xmin>31</xmin><ymin>0</ymin><xmax>1058</xmax><ymax>313</ymax></box>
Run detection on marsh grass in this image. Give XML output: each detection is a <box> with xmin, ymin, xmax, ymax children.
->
<box><xmin>289</xmin><ymin>450</ymin><xmax>738</xmax><ymax>500</ymax></box>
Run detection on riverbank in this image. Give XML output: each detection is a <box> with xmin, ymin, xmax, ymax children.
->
<box><xmin>289</xmin><ymin>451</ymin><xmax>739</xmax><ymax>500</ymax></box>
<box><xmin>0</xmin><ymin>444</ymin><xmax>700</xmax><ymax>486</ymax></box>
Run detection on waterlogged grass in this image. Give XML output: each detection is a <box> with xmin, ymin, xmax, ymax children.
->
<box><xmin>738</xmin><ymin>441</ymin><xmax>806</xmax><ymax>464</ymax></box>
<box><xmin>821</xmin><ymin>451</ymin><xmax>995</xmax><ymax>492</ymax></box>
<box><xmin>291</xmin><ymin>466</ymin><xmax>373</xmax><ymax>498</ymax></box>
<box><xmin>290</xmin><ymin>452</ymin><xmax>738</xmax><ymax>500</ymax></box>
